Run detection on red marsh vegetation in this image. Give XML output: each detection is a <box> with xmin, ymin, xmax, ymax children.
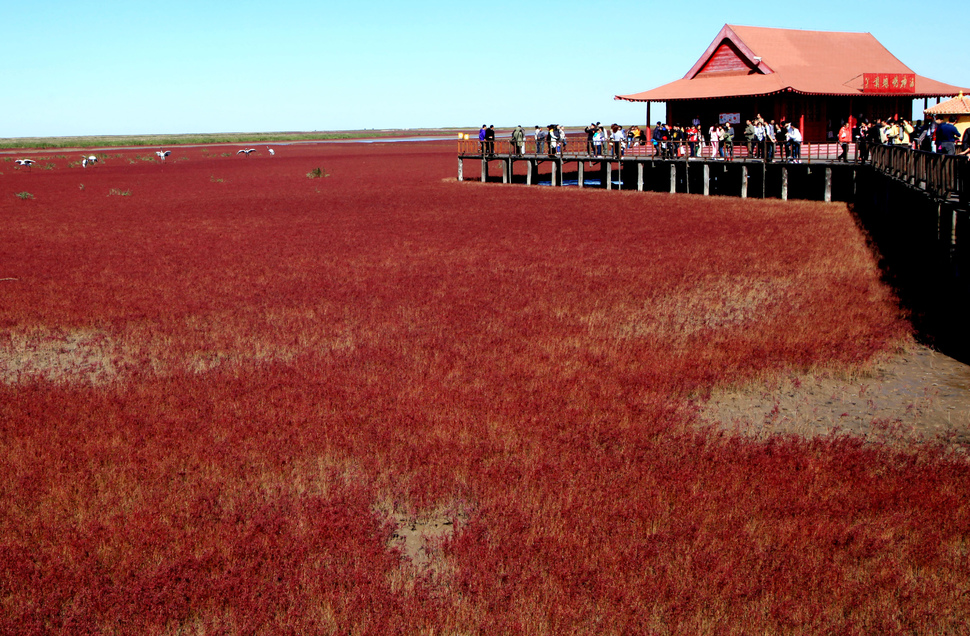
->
<box><xmin>1</xmin><ymin>142</ymin><xmax>968</xmax><ymax>634</ymax></box>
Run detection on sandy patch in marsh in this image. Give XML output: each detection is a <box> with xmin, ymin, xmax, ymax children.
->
<box><xmin>699</xmin><ymin>343</ymin><xmax>970</xmax><ymax>446</ymax></box>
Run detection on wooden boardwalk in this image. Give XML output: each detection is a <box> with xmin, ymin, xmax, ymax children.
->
<box><xmin>458</xmin><ymin>151</ymin><xmax>859</xmax><ymax>202</ymax></box>
<box><xmin>458</xmin><ymin>142</ymin><xmax>968</xmax><ymax>206</ymax></box>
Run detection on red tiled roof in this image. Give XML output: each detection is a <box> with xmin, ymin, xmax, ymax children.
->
<box><xmin>924</xmin><ymin>94</ymin><xmax>970</xmax><ymax>115</ymax></box>
<box><xmin>616</xmin><ymin>25</ymin><xmax>969</xmax><ymax>102</ymax></box>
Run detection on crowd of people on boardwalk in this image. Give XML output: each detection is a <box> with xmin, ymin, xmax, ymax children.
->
<box><xmin>478</xmin><ymin>113</ymin><xmax>968</xmax><ymax>161</ymax></box>
<box><xmin>834</xmin><ymin>114</ymin><xmax>968</xmax><ymax>163</ymax></box>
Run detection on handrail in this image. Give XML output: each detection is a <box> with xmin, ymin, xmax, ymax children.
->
<box><xmin>459</xmin><ymin>138</ymin><xmax>969</xmax><ymax>203</ymax></box>
<box><xmin>459</xmin><ymin>137</ymin><xmax>861</xmax><ymax>163</ymax></box>
<box><xmin>870</xmin><ymin>145</ymin><xmax>968</xmax><ymax>204</ymax></box>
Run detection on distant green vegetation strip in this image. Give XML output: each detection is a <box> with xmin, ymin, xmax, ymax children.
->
<box><xmin>0</xmin><ymin>130</ymin><xmax>450</xmax><ymax>150</ymax></box>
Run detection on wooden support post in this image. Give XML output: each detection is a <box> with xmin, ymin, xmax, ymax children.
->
<box><xmin>526</xmin><ymin>159</ymin><xmax>532</xmax><ymax>186</ymax></box>
<box><xmin>606</xmin><ymin>162</ymin><xmax>612</xmax><ymax>190</ymax></box>
<box><xmin>502</xmin><ymin>159</ymin><xmax>509</xmax><ymax>184</ymax></box>
<box><xmin>741</xmin><ymin>165</ymin><xmax>748</xmax><ymax>198</ymax></box>
<box><xmin>670</xmin><ymin>163</ymin><xmax>676</xmax><ymax>193</ymax></box>
<box><xmin>578</xmin><ymin>161</ymin><xmax>584</xmax><ymax>188</ymax></box>
<box><xmin>637</xmin><ymin>163</ymin><xmax>644</xmax><ymax>191</ymax></box>
<box><xmin>703</xmin><ymin>164</ymin><xmax>710</xmax><ymax>196</ymax></box>
<box><xmin>556</xmin><ymin>158</ymin><xmax>563</xmax><ymax>186</ymax></box>
<box><xmin>550</xmin><ymin>160</ymin><xmax>557</xmax><ymax>187</ymax></box>
<box><xmin>952</xmin><ymin>208</ymin><xmax>958</xmax><ymax>247</ymax></box>
<box><xmin>937</xmin><ymin>202</ymin><xmax>942</xmax><ymax>241</ymax></box>
<box><xmin>781</xmin><ymin>166</ymin><xmax>788</xmax><ymax>201</ymax></box>
<box><xmin>481</xmin><ymin>159</ymin><xmax>487</xmax><ymax>183</ymax></box>
<box><xmin>824</xmin><ymin>167</ymin><xmax>832</xmax><ymax>202</ymax></box>
<box><xmin>458</xmin><ymin>158</ymin><xmax>463</xmax><ymax>182</ymax></box>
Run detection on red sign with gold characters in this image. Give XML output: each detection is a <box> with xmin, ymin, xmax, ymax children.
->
<box><xmin>862</xmin><ymin>73</ymin><xmax>916</xmax><ymax>94</ymax></box>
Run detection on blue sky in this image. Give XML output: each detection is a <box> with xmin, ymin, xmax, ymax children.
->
<box><xmin>4</xmin><ymin>1</ymin><xmax>968</xmax><ymax>137</ymax></box>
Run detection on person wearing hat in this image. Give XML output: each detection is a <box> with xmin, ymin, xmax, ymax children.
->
<box><xmin>511</xmin><ymin>125</ymin><xmax>525</xmax><ymax>155</ymax></box>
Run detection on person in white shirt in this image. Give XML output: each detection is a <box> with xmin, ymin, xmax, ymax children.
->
<box><xmin>787</xmin><ymin>123</ymin><xmax>802</xmax><ymax>163</ymax></box>
<box><xmin>610</xmin><ymin>124</ymin><xmax>625</xmax><ymax>159</ymax></box>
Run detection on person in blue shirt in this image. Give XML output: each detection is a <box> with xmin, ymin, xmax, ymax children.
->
<box><xmin>934</xmin><ymin>116</ymin><xmax>960</xmax><ymax>155</ymax></box>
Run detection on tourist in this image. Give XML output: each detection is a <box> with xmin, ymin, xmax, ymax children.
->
<box><xmin>511</xmin><ymin>125</ymin><xmax>525</xmax><ymax>156</ymax></box>
<box><xmin>753</xmin><ymin>118</ymin><xmax>766</xmax><ymax>159</ymax></box>
<box><xmin>775</xmin><ymin>122</ymin><xmax>788</xmax><ymax>162</ymax></box>
<box><xmin>837</xmin><ymin>120</ymin><xmax>852</xmax><ymax>162</ymax></box>
<box><xmin>957</xmin><ymin>130</ymin><xmax>970</xmax><ymax>156</ymax></box>
<box><xmin>856</xmin><ymin>120</ymin><xmax>870</xmax><ymax>163</ymax></box>
<box><xmin>592</xmin><ymin>126</ymin><xmax>605</xmax><ymax>156</ymax></box>
<box><xmin>687</xmin><ymin>124</ymin><xmax>699</xmax><ymax>158</ymax></box>
<box><xmin>744</xmin><ymin>120</ymin><xmax>756</xmax><ymax>159</ymax></box>
<box><xmin>765</xmin><ymin>120</ymin><xmax>776</xmax><ymax>162</ymax></box>
<box><xmin>709</xmin><ymin>122</ymin><xmax>720</xmax><ymax>160</ymax></box>
<box><xmin>558</xmin><ymin>126</ymin><xmax>567</xmax><ymax>155</ymax></box>
<box><xmin>547</xmin><ymin>125</ymin><xmax>558</xmax><ymax>157</ymax></box>
<box><xmin>720</xmin><ymin>123</ymin><xmax>735</xmax><ymax>160</ymax></box>
<box><xmin>787</xmin><ymin>123</ymin><xmax>802</xmax><ymax>163</ymax></box>
<box><xmin>895</xmin><ymin>119</ymin><xmax>914</xmax><ymax>148</ymax></box>
<box><xmin>610</xmin><ymin>123</ymin><xmax>625</xmax><ymax>159</ymax></box>
<box><xmin>934</xmin><ymin>116</ymin><xmax>960</xmax><ymax>155</ymax></box>
<box><xmin>479</xmin><ymin>125</ymin><xmax>487</xmax><ymax>154</ymax></box>
<box><xmin>651</xmin><ymin>121</ymin><xmax>663</xmax><ymax>157</ymax></box>
<box><xmin>485</xmin><ymin>125</ymin><xmax>496</xmax><ymax>155</ymax></box>
<box><xmin>585</xmin><ymin>123</ymin><xmax>596</xmax><ymax>155</ymax></box>
<box><xmin>670</xmin><ymin>125</ymin><xmax>684</xmax><ymax>157</ymax></box>
<box><xmin>534</xmin><ymin>126</ymin><xmax>545</xmax><ymax>154</ymax></box>
<box><xmin>629</xmin><ymin>125</ymin><xmax>641</xmax><ymax>148</ymax></box>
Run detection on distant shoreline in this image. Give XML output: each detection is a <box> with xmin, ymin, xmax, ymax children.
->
<box><xmin>0</xmin><ymin>129</ymin><xmax>466</xmax><ymax>150</ymax></box>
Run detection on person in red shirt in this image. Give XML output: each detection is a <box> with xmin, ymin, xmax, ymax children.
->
<box><xmin>837</xmin><ymin>121</ymin><xmax>852</xmax><ymax>162</ymax></box>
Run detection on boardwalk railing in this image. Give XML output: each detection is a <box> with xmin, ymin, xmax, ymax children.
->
<box><xmin>459</xmin><ymin>137</ymin><xmax>863</xmax><ymax>163</ymax></box>
<box><xmin>869</xmin><ymin>145</ymin><xmax>969</xmax><ymax>204</ymax></box>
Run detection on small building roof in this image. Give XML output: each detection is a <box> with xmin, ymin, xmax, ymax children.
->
<box><xmin>924</xmin><ymin>94</ymin><xmax>970</xmax><ymax>115</ymax></box>
<box><xmin>616</xmin><ymin>25</ymin><xmax>969</xmax><ymax>103</ymax></box>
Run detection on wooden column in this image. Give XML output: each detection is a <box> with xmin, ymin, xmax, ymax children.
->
<box><xmin>578</xmin><ymin>161</ymin><xmax>584</xmax><ymax>188</ymax></box>
<box><xmin>952</xmin><ymin>208</ymin><xmax>958</xmax><ymax>247</ymax></box>
<box><xmin>637</xmin><ymin>163</ymin><xmax>644</xmax><ymax>191</ymax></box>
<box><xmin>781</xmin><ymin>166</ymin><xmax>788</xmax><ymax>201</ymax></box>
<box><xmin>481</xmin><ymin>159</ymin><xmax>487</xmax><ymax>183</ymax></box>
<box><xmin>458</xmin><ymin>157</ymin><xmax>464</xmax><ymax>182</ymax></box>
<box><xmin>741</xmin><ymin>165</ymin><xmax>748</xmax><ymax>198</ymax></box>
<box><xmin>824</xmin><ymin>167</ymin><xmax>832</xmax><ymax>202</ymax></box>
<box><xmin>526</xmin><ymin>159</ymin><xmax>533</xmax><ymax>186</ymax></box>
<box><xmin>502</xmin><ymin>159</ymin><xmax>509</xmax><ymax>184</ymax></box>
<box><xmin>936</xmin><ymin>202</ymin><xmax>942</xmax><ymax>241</ymax></box>
<box><xmin>703</xmin><ymin>164</ymin><xmax>710</xmax><ymax>196</ymax></box>
<box><xmin>606</xmin><ymin>162</ymin><xmax>612</xmax><ymax>190</ymax></box>
<box><xmin>550</xmin><ymin>160</ymin><xmax>557</xmax><ymax>187</ymax></box>
<box><xmin>669</xmin><ymin>163</ymin><xmax>676</xmax><ymax>193</ymax></box>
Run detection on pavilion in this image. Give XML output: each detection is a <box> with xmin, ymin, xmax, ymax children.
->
<box><xmin>616</xmin><ymin>25</ymin><xmax>970</xmax><ymax>142</ymax></box>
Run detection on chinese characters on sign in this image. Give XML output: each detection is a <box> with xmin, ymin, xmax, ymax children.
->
<box><xmin>719</xmin><ymin>113</ymin><xmax>741</xmax><ymax>124</ymax></box>
<box><xmin>862</xmin><ymin>73</ymin><xmax>916</xmax><ymax>94</ymax></box>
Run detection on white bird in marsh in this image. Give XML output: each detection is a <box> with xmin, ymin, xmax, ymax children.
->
<box><xmin>15</xmin><ymin>159</ymin><xmax>35</xmax><ymax>169</ymax></box>
<box><xmin>82</xmin><ymin>155</ymin><xmax>98</xmax><ymax>168</ymax></box>
<box><xmin>237</xmin><ymin>148</ymin><xmax>257</xmax><ymax>156</ymax></box>
<box><xmin>267</xmin><ymin>147</ymin><xmax>275</xmax><ymax>156</ymax></box>
<box><xmin>156</xmin><ymin>150</ymin><xmax>171</xmax><ymax>161</ymax></box>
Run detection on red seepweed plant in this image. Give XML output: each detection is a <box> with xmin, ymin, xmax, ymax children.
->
<box><xmin>0</xmin><ymin>141</ymin><xmax>967</xmax><ymax>635</ymax></box>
